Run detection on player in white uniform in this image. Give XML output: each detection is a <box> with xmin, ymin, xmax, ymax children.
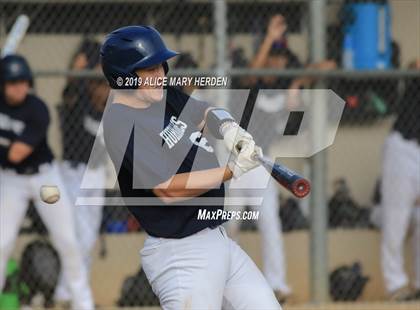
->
<box><xmin>225</xmin><ymin>15</ymin><xmax>304</xmax><ymax>302</ymax></box>
<box><xmin>227</xmin><ymin>15</ymin><xmax>336</xmax><ymax>302</ymax></box>
<box><xmin>54</xmin><ymin>39</ymin><xmax>108</xmax><ymax>305</ymax></box>
<box><xmin>0</xmin><ymin>54</ymin><xmax>94</xmax><ymax>310</ymax></box>
<box><xmin>380</xmin><ymin>59</ymin><xmax>420</xmax><ymax>301</ymax></box>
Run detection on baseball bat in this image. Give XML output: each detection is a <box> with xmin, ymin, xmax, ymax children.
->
<box><xmin>1</xmin><ymin>15</ymin><xmax>30</xmax><ymax>57</ymax></box>
<box><xmin>253</xmin><ymin>154</ymin><xmax>311</xmax><ymax>198</ymax></box>
<box><xmin>235</xmin><ymin>141</ymin><xmax>311</xmax><ymax>198</ymax></box>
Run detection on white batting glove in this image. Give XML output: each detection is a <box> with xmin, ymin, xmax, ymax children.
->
<box><xmin>221</xmin><ymin>122</ymin><xmax>253</xmax><ymax>156</ymax></box>
<box><xmin>228</xmin><ymin>140</ymin><xmax>263</xmax><ymax>179</ymax></box>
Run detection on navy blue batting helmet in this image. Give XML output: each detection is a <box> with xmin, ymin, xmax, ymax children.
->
<box><xmin>0</xmin><ymin>54</ymin><xmax>33</xmax><ymax>86</ymax></box>
<box><xmin>100</xmin><ymin>26</ymin><xmax>179</xmax><ymax>89</ymax></box>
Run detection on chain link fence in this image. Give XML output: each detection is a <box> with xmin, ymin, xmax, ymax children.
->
<box><xmin>0</xmin><ymin>0</ymin><xmax>419</xmax><ymax>308</ymax></box>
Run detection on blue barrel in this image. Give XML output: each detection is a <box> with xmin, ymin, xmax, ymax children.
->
<box><xmin>343</xmin><ymin>2</ymin><xmax>392</xmax><ymax>69</ymax></box>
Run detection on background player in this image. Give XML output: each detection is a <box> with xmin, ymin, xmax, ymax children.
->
<box><xmin>0</xmin><ymin>54</ymin><xmax>94</xmax><ymax>309</ymax></box>
<box><xmin>54</xmin><ymin>38</ymin><xmax>109</xmax><ymax>305</ymax></box>
<box><xmin>379</xmin><ymin>58</ymin><xmax>420</xmax><ymax>301</ymax></box>
<box><xmin>227</xmin><ymin>14</ymin><xmax>336</xmax><ymax>302</ymax></box>
<box><xmin>226</xmin><ymin>14</ymin><xmax>296</xmax><ymax>302</ymax></box>
<box><xmin>101</xmin><ymin>25</ymin><xmax>282</xmax><ymax>309</ymax></box>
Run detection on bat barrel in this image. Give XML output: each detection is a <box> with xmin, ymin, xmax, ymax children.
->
<box><xmin>255</xmin><ymin>155</ymin><xmax>311</xmax><ymax>198</ymax></box>
<box><xmin>2</xmin><ymin>15</ymin><xmax>30</xmax><ymax>57</ymax></box>
<box><xmin>290</xmin><ymin>178</ymin><xmax>311</xmax><ymax>198</ymax></box>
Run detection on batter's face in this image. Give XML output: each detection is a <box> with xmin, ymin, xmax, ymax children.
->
<box><xmin>4</xmin><ymin>80</ymin><xmax>30</xmax><ymax>106</ymax></box>
<box><xmin>135</xmin><ymin>64</ymin><xmax>165</xmax><ymax>103</ymax></box>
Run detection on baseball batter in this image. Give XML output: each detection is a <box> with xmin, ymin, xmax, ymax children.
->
<box><xmin>101</xmin><ymin>26</ymin><xmax>282</xmax><ymax>309</ymax></box>
<box><xmin>0</xmin><ymin>54</ymin><xmax>94</xmax><ymax>310</ymax></box>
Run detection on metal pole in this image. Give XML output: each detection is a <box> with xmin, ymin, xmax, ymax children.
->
<box><xmin>309</xmin><ymin>0</ymin><xmax>328</xmax><ymax>303</ymax></box>
<box><xmin>33</xmin><ymin>68</ymin><xmax>420</xmax><ymax>78</ymax></box>
<box><xmin>213</xmin><ymin>0</ymin><xmax>232</xmax><ymax>166</ymax></box>
<box><xmin>214</xmin><ymin>0</ymin><xmax>227</xmax><ymax>78</ymax></box>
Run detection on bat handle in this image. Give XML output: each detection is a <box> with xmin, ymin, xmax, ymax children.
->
<box><xmin>252</xmin><ymin>153</ymin><xmax>262</xmax><ymax>161</ymax></box>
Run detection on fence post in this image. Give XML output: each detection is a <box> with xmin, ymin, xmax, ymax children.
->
<box><xmin>214</xmin><ymin>0</ymin><xmax>227</xmax><ymax>78</ymax></box>
<box><xmin>309</xmin><ymin>0</ymin><xmax>329</xmax><ymax>304</ymax></box>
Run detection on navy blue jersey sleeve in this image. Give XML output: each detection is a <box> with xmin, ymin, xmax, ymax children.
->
<box><xmin>16</xmin><ymin>98</ymin><xmax>50</xmax><ymax>147</ymax></box>
<box><xmin>167</xmin><ymin>87</ymin><xmax>210</xmax><ymax>126</ymax></box>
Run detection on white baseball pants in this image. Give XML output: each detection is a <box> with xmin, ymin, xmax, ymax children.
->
<box><xmin>381</xmin><ymin>131</ymin><xmax>420</xmax><ymax>292</ymax></box>
<box><xmin>0</xmin><ymin>162</ymin><xmax>94</xmax><ymax>310</ymax></box>
<box><xmin>226</xmin><ymin>165</ymin><xmax>291</xmax><ymax>295</ymax></box>
<box><xmin>141</xmin><ymin>226</ymin><xmax>281</xmax><ymax>310</ymax></box>
<box><xmin>54</xmin><ymin>161</ymin><xmax>105</xmax><ymax>303</ymax></box>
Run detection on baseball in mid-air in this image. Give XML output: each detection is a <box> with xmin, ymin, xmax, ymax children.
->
<box><xmin>40</xmin><ymin>185</ymin><xmax>60</xmax><ymax>204</ymax></box>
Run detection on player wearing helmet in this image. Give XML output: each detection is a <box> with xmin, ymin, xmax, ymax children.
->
<box><xmin>0</xmin><ymin>54</ymin><xmax>94</xmax><ymax>309</ymax></box>
<box><xmin>101</xmin><ymin>26</ymin><xmax>282</xmax><ymax>309</ymax></box>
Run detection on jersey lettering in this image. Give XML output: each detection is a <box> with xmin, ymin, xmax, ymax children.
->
<box><xmin>159</xmin><ymin>116</ymin><xmax>187</xmax><ymax>149</ymax></box>
<box><xmin>189</xmin><ymin>131</ymin><xmax>214</xmax><ymax>153</ymax></box>
<box><xmin>0</xmin><ymin>112</ymin><xmax>25</xmax><ymax>135</ymax></box>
